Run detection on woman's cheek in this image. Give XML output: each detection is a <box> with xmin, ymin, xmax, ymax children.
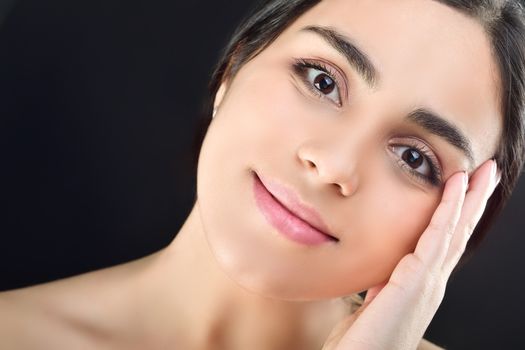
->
<box><xmin>227</xmin><ymin>75</ymin><xmax>322</xmax><ymax>168</ymax></box>
<box><xmin>360</xmin><ymin>174</ymin><xmax>441</xmax><ymax>281</ymax></box>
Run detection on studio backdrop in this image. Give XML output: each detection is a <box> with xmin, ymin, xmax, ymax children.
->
<box><xmin>1</xmin><ymin>1</ymin><xmax>523</xmax><ymax>349</ymax></box>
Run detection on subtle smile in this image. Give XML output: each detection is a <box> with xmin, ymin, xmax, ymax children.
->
<box><xmin>252</xmin><ymin>170</ymin><xmax>339</xmax><ymax>246</ymax></box>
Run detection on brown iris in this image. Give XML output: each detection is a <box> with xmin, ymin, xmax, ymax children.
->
<box><xmin>314</xmin><ymin>73</ymin><xmax>335</xmax><ymax>94</ymax></box>
<box><xmin>402</xmin><ymin>149</ymin><xmax>424</xmax><ymax>168</ymax></box>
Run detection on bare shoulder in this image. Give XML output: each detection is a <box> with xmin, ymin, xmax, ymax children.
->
<box><xmin>0</xmin><ymin>279</ymin><xmax>95</xmax><ymax>349</ymax></box>
<box><xmin>0</xmin><ymin>255</ymin><xmax>153</xmax><ymax>350</ymax></box>
<box><xmin>0</xmin><ymin>289</ymin><xmax>98</xmax><ymax>349</ymax></box>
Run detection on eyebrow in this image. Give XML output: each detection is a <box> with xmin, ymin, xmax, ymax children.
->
<box><xmin>300</xmin><ymin>25</ymin><xmax>475</xmax><ymax>168</ymax></box>
<box><xmin>301</xmin><ymin>25</ymin><xmax>378</xmax><ymax>88</ymax></box>
<box><xmin>407</xmin><ymin>108</ymin><xmax>475</xmax><ymax>168</ymax></box>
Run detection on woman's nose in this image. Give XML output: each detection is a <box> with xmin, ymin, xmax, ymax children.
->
<box><xmin>297</xmin><ymin>142</ymin><xmax>359</xmax><ymax>197</ymax></box>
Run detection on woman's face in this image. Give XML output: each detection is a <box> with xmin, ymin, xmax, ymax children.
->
<box><xmin>196</xmin><ymin>0</ymin><xmax>502</xmax><ymax>300</ymax></box>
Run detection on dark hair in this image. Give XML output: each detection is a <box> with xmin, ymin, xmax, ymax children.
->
<box><xmin>192</xmin><ymin>0</ymin><xmax>525</xmax><ymax>272</ymax></box>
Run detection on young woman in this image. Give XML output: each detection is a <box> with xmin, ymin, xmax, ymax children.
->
<box><xmin>1</xmin><ymin>0</ymin><xmax>524</xmax><ymax>349</ymax></box>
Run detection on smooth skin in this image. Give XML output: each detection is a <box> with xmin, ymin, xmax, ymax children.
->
<box><xmin>0</xmin><ymin>0</ymin><xmax>503</xmax><ymax>349</ymax></box>
<box><xmin>194</xmin><ymin>0</ymin><xmax>502</xmax><ymax>305</ymax></box>
<box><xmin>323</xmin><ymin>160</ymin><xmax>500</xmax><ymax>349</ymax></box>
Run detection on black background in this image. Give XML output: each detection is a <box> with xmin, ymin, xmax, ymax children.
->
<box><xmin>1</xmin><ymin>0</ymin><xmax>523</xmax><ymax>348</ymax></box>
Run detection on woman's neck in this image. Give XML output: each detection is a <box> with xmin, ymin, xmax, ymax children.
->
<box><xmin>133</xmin><ymin>202</ymin><xmax>345</xmax><ymax>350</ymax></box>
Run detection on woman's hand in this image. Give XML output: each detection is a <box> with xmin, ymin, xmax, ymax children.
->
<box><xmin>323</xmin><ymin>159</ymin><xmax>501</xmax><ymax>350</ymax></box>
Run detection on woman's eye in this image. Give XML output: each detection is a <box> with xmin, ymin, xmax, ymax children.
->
<box><xmin>292</xmin><ymin>59</ymin><xmax>343</xmax><ymax>106</ymax></box>
<box><xmin>390</xmin><ymin>144</ymin><xmax>441</xmax><ymax>187</ymax></box>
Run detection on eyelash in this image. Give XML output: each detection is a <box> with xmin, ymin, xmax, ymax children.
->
<box><xmin>292</xmin><ymin>58</ymin><xmax>344</xmax><ymax>107</ymax></box>
<box><xmin>291</xmin><ymin>57</ymin><xmax>442</xmax><ymax>187</ymax></box>
<box><xmin>389</xmin><ymin>139</ymin><xmax>442</xmax><ymax>187</ymax></box>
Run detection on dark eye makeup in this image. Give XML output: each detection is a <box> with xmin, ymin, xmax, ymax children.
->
<box><xmin>292</xmin><ymin>58</ymin><xmax>345</xmax><ymax>107</ymax></box>
<box><xmin>290</xmin><ymin>57</ymin><xmax>443</xmax><ymax>188</ymax></box>
<box><xmin>389</xmin><ymin>139</ymin><xmax>443</xmax><ymax>187</ymax></box>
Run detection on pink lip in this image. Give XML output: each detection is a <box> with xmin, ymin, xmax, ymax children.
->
<box><xmin>252</xmin><ymin>170</ymin><xmax>338</xmax><ymax>246</ymax></box>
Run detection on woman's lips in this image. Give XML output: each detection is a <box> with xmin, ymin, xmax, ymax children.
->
<box><xmin>252</xmin><ymin>171</ymin><xmax>338</xmax><ymax>246</ymax></box>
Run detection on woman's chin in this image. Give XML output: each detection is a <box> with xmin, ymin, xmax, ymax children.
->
<box><xmin>205</xmin><ymin>243</ymin><xmax>362</xmax><ymax>302</ymax></box>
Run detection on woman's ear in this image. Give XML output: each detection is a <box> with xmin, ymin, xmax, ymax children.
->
<box><xmin>213</xmin><ymin>80</ymin><xmax>229</xmax><ymax>111</ymax></box>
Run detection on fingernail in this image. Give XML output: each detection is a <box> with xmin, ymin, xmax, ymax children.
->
<box><xmin>463</xmin><ymin>170</ymin><xmax>469</xmax><ymax>188</ymax></box>
<box><xmin>495</xmin><ymin>168</ymin><xmax>501</xmax><ymax>187</ymax></box>
<box><xmin>492</xmin><ymin>160</ymin><xmax>501</xmax><ymax>192</ymax></box>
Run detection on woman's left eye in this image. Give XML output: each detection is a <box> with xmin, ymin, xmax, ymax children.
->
<box><xmin>389</xmin><ymin>143</ymin><xmax>442</xmax><ymax>187</ymax></box>
<box><xmin>292</xmin><ymin>59</ymin><xmax>343</xmax><ymax>107</ymax></box>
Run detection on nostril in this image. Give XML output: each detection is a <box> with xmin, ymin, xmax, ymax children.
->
<box><xmin>337</xmin><ymin>182</ymin><xmax>356</xmax><ymax>197</ymax></box>
<box><xmin>333</xmin><ymin>183</ymin><xmax>346</xmax><ymax>196</ymax></box>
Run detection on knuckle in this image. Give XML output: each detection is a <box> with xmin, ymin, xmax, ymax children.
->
<box><xmin>464</xmin><ymin>220</ymin><xmax>478</xmax><ymax>236</ymax></box>
<box><xmin>427</xmin><ymin>218</ymin><xmax>452</xmax><ymax>234</ymax></box>
<box><xmin>441</xmin><ymin>221</ymin><xmax>456</xmax><ymax>236</ymax></box>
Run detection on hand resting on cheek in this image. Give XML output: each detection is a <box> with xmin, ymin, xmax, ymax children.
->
<box><xmin>322</xmin><ymin>159</ymin><xmax>501</xmax><ymax>350</ymax></box>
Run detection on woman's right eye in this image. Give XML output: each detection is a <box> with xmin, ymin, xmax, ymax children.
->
<box><xmin>292</xmin><ymin>59</ymin><xmax>344</xmax><ymax>107</ymax></box>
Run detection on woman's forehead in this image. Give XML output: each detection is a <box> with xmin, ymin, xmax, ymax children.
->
<box><xmin>269</xmin><ymin>0</ymin><xmax>503</xmax><ymax>167</ymax></box>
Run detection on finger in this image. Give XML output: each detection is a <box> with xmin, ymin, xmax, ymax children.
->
<box><xmin>413</xmin><ymin>170</ymin><xmax>468</xmax><ymax>269</ymax></box>
<box><xmin>322</xmin><ymin>314</ymin><xmax>357</xmax><ymax>350</ymax></box>
<box><xmin>442</xmin><ymin>159</ymin><xmax>500</xmax><ymax>275</ymax></box>
<box><xmin>363</xmin><ymin>281</ymin><xmax>387</xmax><ymax>304</ymax></box>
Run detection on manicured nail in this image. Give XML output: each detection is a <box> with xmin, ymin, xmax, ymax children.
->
<box><xmin>491</xmin><ymin>160</ymin><xmax>501</xmax><ymax>194</ymax></box>
<box><xmin>495</xmin><ymin>167</ymin><xmax>501</xmax><ymax>187</ymax></box>
<box><xmin>463</xmin><ymin>171</ymin><xmax>469</xmax><ymax>188</ymax></box>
